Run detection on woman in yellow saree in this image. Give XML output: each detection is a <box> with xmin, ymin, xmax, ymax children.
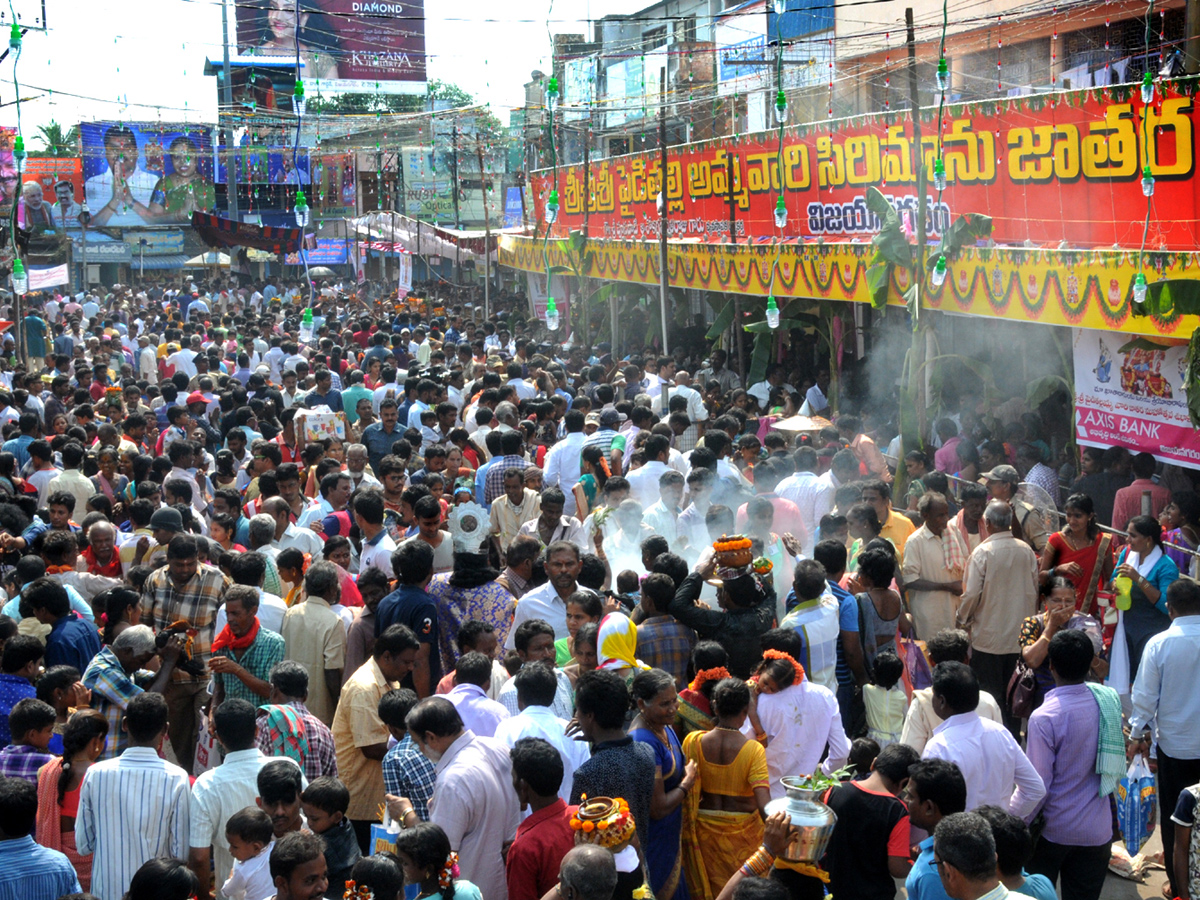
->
<box><xmin>681</xmin><ymin>677</ymin><xmax>771</xmax><ymax>900</ymax></box>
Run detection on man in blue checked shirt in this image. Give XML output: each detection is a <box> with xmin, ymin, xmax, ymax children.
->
<box><xmin>0</xmin><ymin>775</ymin><xmax>81</xmax><ymax>900</ymax></box>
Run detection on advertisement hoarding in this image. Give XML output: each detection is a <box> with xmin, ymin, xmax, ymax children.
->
<box><xmin>531</xmin><ymin>90</ymin><xmax>1200</xmax><ymax>249</ymax></box>
<box><xmin>1074</xmin><ymin>328</ymin><xmax>1200</xmax><ymax>470</ymax></box>
<box><xmin>223</xmin><ymin>147</ymin><xmax>312</xmax><ymax>185</ymax></box>
<box><xmin>234</xmin><ymin>0</ymin><xmax>426</xmax><ymax>94</ymax></box>
<box><xmin>79</xmin><ymin>121</ymin><xmax>215</xmax><ymax>227</ymax></box>
<box><xmin>313</xmin><ymin>153</ymin><xmax>357</xmax><ymax>216</ymax></box>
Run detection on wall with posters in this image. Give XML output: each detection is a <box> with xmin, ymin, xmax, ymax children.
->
<box><xmin>531</xmin><ymin>89</ymin><xmax>1200</xmax><ymax>250</ymax></box>
<box><xmin>313</xmin><ymin>153</ymin><xmax>356</xmax><ymax>216</ymax></box>
<box><xmin>79</xmin><ymin>122</ymin><xmax>215</xmax><ymax>227</ymax></box>
<box><xmin>1073</xmin><ymin>328</ymin><xmax>1200</xmax><ymax>470</ymax></box>
<box><xmin>223</xmin><ymin>147</ymin><xmax>312</xmax><ymax>185</ymax></box>
<box><xmin>234</xmin><ymin>0</ymin><xmax>426</xmax><ymax>94</ymax></box>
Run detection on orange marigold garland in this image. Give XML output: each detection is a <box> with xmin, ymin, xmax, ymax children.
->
<box><xmin>689</xmin><ymin>666</ymin><xmax>732</xmax><ymax>693</ymax></box>
<box><xmin>762</xmin><ymin>648</ymin><xmax>806</xmax><ymax>684</ymax></box>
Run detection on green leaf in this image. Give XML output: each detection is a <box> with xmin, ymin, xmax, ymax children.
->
<box><xmin>705</xmin><ymin>298</ymin><xmax>736</xmax><ymax>340</ymax></box>
<box><xmin>748</xmin><ymin>331</ymin><xmax>773</xmax><ymax>384</ymax></box>
<box><xmin>1132</xmin><ymin>279</ymin><xmax>1200</xmax><ymax>318</ymax></box>
<box><xmin>546</xmin><ymin>265</ymin><xmax>574</xmax><ymax>275</ymax></box>
<box><xmin>928</xmin><ymin>213</ymin><xmax>993</xmax><ymax>268</ymax></box>
<box><xmin>743</xmin><ymin>317</ymin><xmax>806</xmax><ymax>333</ymax></box>
<box><xmin>1026</xmin><ymin>375</ymin><xmax>1072</xmax><ymax>409</ymax></box>
<box><xmin>866</xmin><ymin>259</ymin><xmax>892</xmax><ymax>309</ymax></box>
<box><xmin>1186</xmin><ymin>330</ymin><xmax>1200</xmax><ymax>429</ymax></box>
<box><xmin>865</xmin><ymin>187</ymin><xmax>913</xmax><ymax>271</ymax></box>
<box><xmin>1117</xmin><ymin>337</ymin><xmax>1172</xmax><ymax>353</ymax></box>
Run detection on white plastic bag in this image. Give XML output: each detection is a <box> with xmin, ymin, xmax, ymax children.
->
<box><xmin>1107</xmin><ymin>610</ymin><xmax>1130</xmax><ymax>696</ymax></box>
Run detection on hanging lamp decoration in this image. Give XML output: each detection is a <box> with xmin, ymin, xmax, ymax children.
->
<box><xmin>10</xmin><ymin>259</ymin><xmax>27</xmax><ymax>295</ymax></box>
<box><xmin>1141</xmin><ymin>71</ymin><xmax>1154</xmax><ymax>105</ymax></box>
<box><xmin>1141</xmin><ymin>165</ymin><xmax>1155</xmax><ymax>197</ymax></box>
<box><xmin>292</xmin><ymin>78</ymin><xmax>306</xmax><ymax>117</ymax></box>
<box><xmin>545</xmin><ymin>189</ymin><xmax>559</xmax><ymax>225</ymax></box>
<box><xmin>931</xmin><ymin>254</ymin><xmax>948</xmax><ymax>287</ymax></box>
<box><xmin>774</xmin><ymin>89</ymin><xmax>787</xmax><ymax>124</ymax></box>
<box><xmin>774</xmin><ymin>195</ymin><xmax>787</xmax><ymax>229</ymax></box>
<box><xmin>1132</xmin><ymin>272</ymin><xmax>1148</xmax><ymax>305</ymax></box>
<box><xmin>936</xmin><ymin>57</ymin><xmax>949</xmax><ymax>94</ymax></box>
<box><xmin>545</xmin><ymin>296</ymin><xmax>560</xmax><ymax>331</ymax></box>
<box><xmin>933</xmin><ymin>158</ymin><xmax>947</xmax><ymax>191</ymax></box>
<box><xmin>765</xmin><ymin>296</ymin><xmax>781</xmax><ymax>329</ymax></box>
<box><xmin>294</xmin><ymin>188</ymin><xmax>310</xmax><ymax>227</ymax></box>
<box><xmin>11</xmin><ymin>136</ymin><xmax>25</xmax><ymax>173</ymax></box>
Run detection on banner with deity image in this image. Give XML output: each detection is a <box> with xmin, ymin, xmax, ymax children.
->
<box><xmin>1073</xmin><ymin>327</ymin><xmax>1200</xmax><ymax>470</ymax></box>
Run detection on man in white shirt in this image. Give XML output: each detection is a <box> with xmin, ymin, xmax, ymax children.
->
<box><xmin>408</xmin><ymin>697</ymin><xmax>520</xmax><ymax>900</ymax></box>
<box><xmin>1129</xmin><ymin>577</ymin><xmax>1200</xmax><ymax>897</ymax></box>
<box><xmin>188</xmin><ymin>700</ymin><xmax>304</xmax><ymax>900</ymax></box>
<box><xmin>922</xmin><ymin>661</ymin><xmax>1045</xmax><ymax>817</ymax></box>
<box><xmin>746</xmin><ymin>364</ymin><xmax>794</xmax><ymax>411</ymax></box>
<box><xmin>625</xmin><ymin>434</ymin><xmax>674</xmax><ymax>509</ymax></box>
<box><xmin>494</xmin><ymin>662</ymin><xmax>590</xmax><ymax>805</ymax></box>
<box><xmin>506</xmin><ymin>362</ymin><xmax>536</xmax><ymax>402</ymax></box>
<box><xmin>137</xmin><ymin>335</ymin><xmax>159</xmax><ymax>383</ymax></box>
<box><xmin>167</xmin><ymin>340</ymin><xmax>199</xmax><ymax>379</ymax></box>
<box><xmin>900</xmin><ymin>628</ymin><xmax>1004</xmax><ymax>754</ymax></box>
<box><xmin>543</xmin><ymin>410</ymin><xmax>587</xmax><ymax>517</ymax></box>
<box><xmin>505</xmin><ymin>541</ymin><xmax>579</xmax><ymax>648</ymax></box>
<box><xmin>804</xmin><ymin>369</ymin><xmax>832</xmax><ymax>416</ymax></box>
<box><xmin>775</xmin><ymin>446</ymin><xmax>836</xmax><ymax>558</ymax></box>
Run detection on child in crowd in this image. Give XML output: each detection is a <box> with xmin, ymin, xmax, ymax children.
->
<box><xmin>300</xmin><ymin>776</ymin><xmax>362</xmax><ymax>896</ymax></box>
<box><xmin>34</xmin><ymin>664</ymin><xmax>83</xmax><ymax>755</ymax></box>
<box><xmin>847</xmin><ymin>737</ymin><xmax>880</xmax><ymax>780</ymax></box>
<box><xmin>222</xmin><ymin>806</ymin><xmax>275</xmax><ymax>900</ymax></box>
<box><xmin>434</xmin><ymin>620</ymin><xmax>506</xmax><ymax>698</ymax></box>
<box><xmin>557</xmin><ymin>590</ymin><xmax>603</xmax><ymax>667</ymax></box>
<box><xmin>0</xmin><ymin>698</ymin><xmax>57</xmax><ymax>781</ymax></box>
<box><xmin>863</xmin><ymin>650</ymin><xmax>908</xmax><ymax>748</ymax></box>
<box><xmin>394</xmin><ymin>821</ymin><xmax>483</xmax><ymax>900</ymax></box>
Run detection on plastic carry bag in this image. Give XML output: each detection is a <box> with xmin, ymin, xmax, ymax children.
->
<box><xmin>1115</xmin><ymin>753</ymin><xmax>1157</xmax><ymax>854</ymax></box>
<box><xmin>193</xmin><ymin>710</ymin><xmax>221</xmax><ymax>774</ymax></box>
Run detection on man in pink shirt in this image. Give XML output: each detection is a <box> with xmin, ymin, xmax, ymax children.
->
<box><xmin>1111</xmin><ymin>451</ymin><xmax>1171</xmax><ymax>532</ymax></box>
<box><xmin>933</xmin><ymin>419</ymin><xmax>964</xmax><ymax>474</ymax></box>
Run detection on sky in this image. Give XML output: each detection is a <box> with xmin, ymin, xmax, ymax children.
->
<box><xmin>4</xmin><ymin>0</ymin><xmax>652</xmax><ymax>137</ymax></box>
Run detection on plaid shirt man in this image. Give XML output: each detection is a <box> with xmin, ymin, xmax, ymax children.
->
<box><xmin>382</xmin><ymin>733</ymin><xmax>437</xmax><ymax>822</ymax></box>
<box><xmin>636</xmin><ymin>615</ymin><xmax>696</xmax><ymax>689</ymax></box>
<box><xmin>256</xmin><ymin>700</ymin><xmax>339</xmax><ymax>781</ymax></box>
<box><xmin>82</xmin><ymin>646</ymin><xmax>143</xmax><ymax>759</ymax></box>
<box><xmin>213</xmin><ymin>627</ymin><xmax>285</xmax><ymax>705</ymax></box>
<box><xmin>0</xmin><ymin>743</ymin><xmax>54</xmax><ymax>782</ymax></box>
<box><xmin>484</xmin><ymin>455</ymin><xmax>530</xmax><ymax>505</ymax></box>
<box><xmin>140</xmin><ymin>562</ymin><xmax>231</xmax><ymax>683</ymax></box>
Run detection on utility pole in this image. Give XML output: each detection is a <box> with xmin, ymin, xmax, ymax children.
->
<box><xmin>477</xmin><ymin>137</ymin><xmax>491</xmax><ymax>320</ymax></box>
<box><xmin>727</xmin><ymin>153</ymin><xmax>744</xmax><ymax>385</ymax></box>
<box><xmin>658</xmin><ymin>67</ymin><xmax>670</xmax><ymax>356</ymax></box>
<box><xmin>220</xmin><ymin>0</ymin><xmax>239</xmax><ymax>221</ymax></box>
<box><xmin>451</xmin><ymin>120</ymin><xmax>461</xmax><ymax>284</ymax></box>
<box><xmin>906</xmin><ymin>7</ymin><xmax>927</xmax><ymax>280</ymax></box>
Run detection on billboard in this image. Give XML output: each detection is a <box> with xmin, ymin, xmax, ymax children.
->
<box><xmin>531</xmin><ymin>90</ymin><xmax>1200</xmax><ymax>249</ymax></box>
<box><xmin>313</xmin><ymin>152</ymin><xmax>356</xmax><ymax>216</ymax></box>
<box><xmin>1074</xmin><ymin>328</ymin><xmax>1200</xmax><ymax>470</ymax></box>
<box><xmin>0</xmin><ymin>127</ymin><xmax>16</xmax><ymax>220</ymax></box>
<box><xmin>79</xmin><ymin>121</ymin><xmax>216</xmax><ymax>226</ymax></box>
<box><xmin>224</xmin><ymin>147</ymin><xmax>312</xmax><ymax>185</ymax></box>
<box><xmin>234</xmin><ymin>0</ymin><xmax>426</xmax><ymax>94</ymax></box>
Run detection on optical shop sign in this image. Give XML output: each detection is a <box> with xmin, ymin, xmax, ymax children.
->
<box><xmin>1073</xmin><ymin>328</ymin><xmax>1200</xmax><ymax>469</ymax></box>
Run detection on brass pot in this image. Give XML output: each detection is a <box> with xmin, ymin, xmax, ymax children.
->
<box><xmin>763</xmin><ymin>776</ymin><xmax>838</xmax><ymax>863</ymax></box>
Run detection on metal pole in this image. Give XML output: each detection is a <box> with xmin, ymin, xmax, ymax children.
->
<box><xmin>905</xmin><ymin>8</ymin><xmax>927</xmax><ymax>279</ymax></box>
<box><xmin>477</xmin><ymin>138</ymin><xmax>491</xmax><ymax>320</ymax></box>
<box><xmin>582</xmin><ymin>121</ymin><xmax>590</xmax><ymax>342</ymax></box>
<box><xmin>81</xmin><ymin>222</ymin><xmax>89</xmax><ymax>291</ymax></box>
<box><xmin>658</xmin><ymin>68</ymin><xmax>670</xmax><ymax>356</ymax></box>
<box><xmin>221</xmin><ymin>0</ymin><xmax>239</xmax><ymax>221</ymax></box>
<box><xmin>726</xmin><ymin>153</ymin><xmax>744</xmax><ymax>385</ymax></box>
<box><xmin>452</xmin><ymin>121</ymin><xmax>461</xmax><ymax>284</ymax></box>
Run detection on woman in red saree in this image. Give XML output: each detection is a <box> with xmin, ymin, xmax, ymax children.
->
<box><xmin>1040</xmin><ymin>493</ymin><xmax>1113</xmax><ymax>616</ymax></box>
<box><xmin>35</xmin><ymin>709</ymin><xmax>109</xmax><ymax>891</ymax></box>
<box><xmin>676</xmin><ymin>642</ymin><xmax>730</xmax><ymax>738</ymax></box>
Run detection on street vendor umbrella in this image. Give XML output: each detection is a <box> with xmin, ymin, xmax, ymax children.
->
<box><xmin>771</xmin><ymin>415</ymin><xmax>833</xmax><ymax>435</ymax></box>
<box><xmin>308</xmin><ymin>266</ymin><xmax>337</xmax><ymax>279</ymax></box>
<box><xmin>185</xmin><ymin>252</ymin><xmax>230</xmax><ymax>268</ymax></box>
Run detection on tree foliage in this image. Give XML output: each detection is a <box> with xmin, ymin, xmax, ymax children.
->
<box><xmin>30</xmin><ymin>121</ymin><xmax>80</xmax><ymax>158</ymax></box>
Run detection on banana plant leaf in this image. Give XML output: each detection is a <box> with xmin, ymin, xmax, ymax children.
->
<box><xmin>1117</xmin><ymin>337</ymin><xmax>1172</xmax><ymax>353</ymax></box>
<box><xmin>926</xmin><ymin>213</ymin><xmax>993</xmax><ymax>268</ymax></box>
<box><xmin>748</xmin><ymin>331</ymin><xmax>773</xmax><ymax>384</ymax></box>
<box><xmin>1131</xmin><ymin>278</ymin><xmax>1200</xmax><ymax>318</ymax></box>
<box><xmin>1026</xmin><ymin>375</ymin><xmax>1072</xmax><ymax>409</ymax></box>
<box><xmin>706</xmin><ymin>297</ymin><xmax>737</xmax><ymax>340</ymax></box>
<box><xmin>1186</xmin><ymin>329</ymin><xmax>1200</xmax><ymax>428</ymax></box>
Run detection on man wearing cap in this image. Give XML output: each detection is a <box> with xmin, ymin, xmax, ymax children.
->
<box><xmin>121</xmin><ymin>505</ymin><xmax>186</xmax><ymax>572</ymax></box>
<box><xmin>981</xmin><ymin>464</ymin><xmax>1048</xmax><ymax>553</ymax></box>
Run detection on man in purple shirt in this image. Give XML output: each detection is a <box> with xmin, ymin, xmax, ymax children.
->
<box><xmin>1025</xmin><ymin>629</ymin><xmax>1120</xmax><ymax>900</ymax></box>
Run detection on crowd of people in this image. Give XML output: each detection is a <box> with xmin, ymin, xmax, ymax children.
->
<box><xmin>0</xmin><ymin>276</ymin><xmax>1196</xmax><ymax>900</ymax></box>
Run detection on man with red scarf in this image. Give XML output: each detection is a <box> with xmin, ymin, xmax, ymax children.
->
<box><xmin>209</xmin><ymin>586</ymin><xmax>285</xmax><ymax>716</ymax></box>
<box><xmin>81</xmin><ymin>521</ymin><xmax>122</xmax><ymax>579</ymax></box>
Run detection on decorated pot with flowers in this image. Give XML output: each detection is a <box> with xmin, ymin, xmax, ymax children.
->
<box><xmin>713</xmin><ymin>534</ymin><xmax>753</xmax><ymax>569</ymax></box>
<box><xmin>570</xmin><ymin>795</ymin><xmax>636</xmax><ymax>851</ymax></box>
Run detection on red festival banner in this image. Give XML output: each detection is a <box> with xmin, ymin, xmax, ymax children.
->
<box><xmin>531</xmin><ymin>90</ymin><xmax>1199</xmax><ymax>250</ymax></box>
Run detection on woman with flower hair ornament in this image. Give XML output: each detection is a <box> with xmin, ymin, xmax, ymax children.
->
<box><xmin>393</xmin><ymin>823</ymin><xmax>482</xmax><ymax>900</ymax></box>
<box><xmin>676</xmin><ymin>642</ymin><xmax>731</xmax><ymax>737</ymax></box>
